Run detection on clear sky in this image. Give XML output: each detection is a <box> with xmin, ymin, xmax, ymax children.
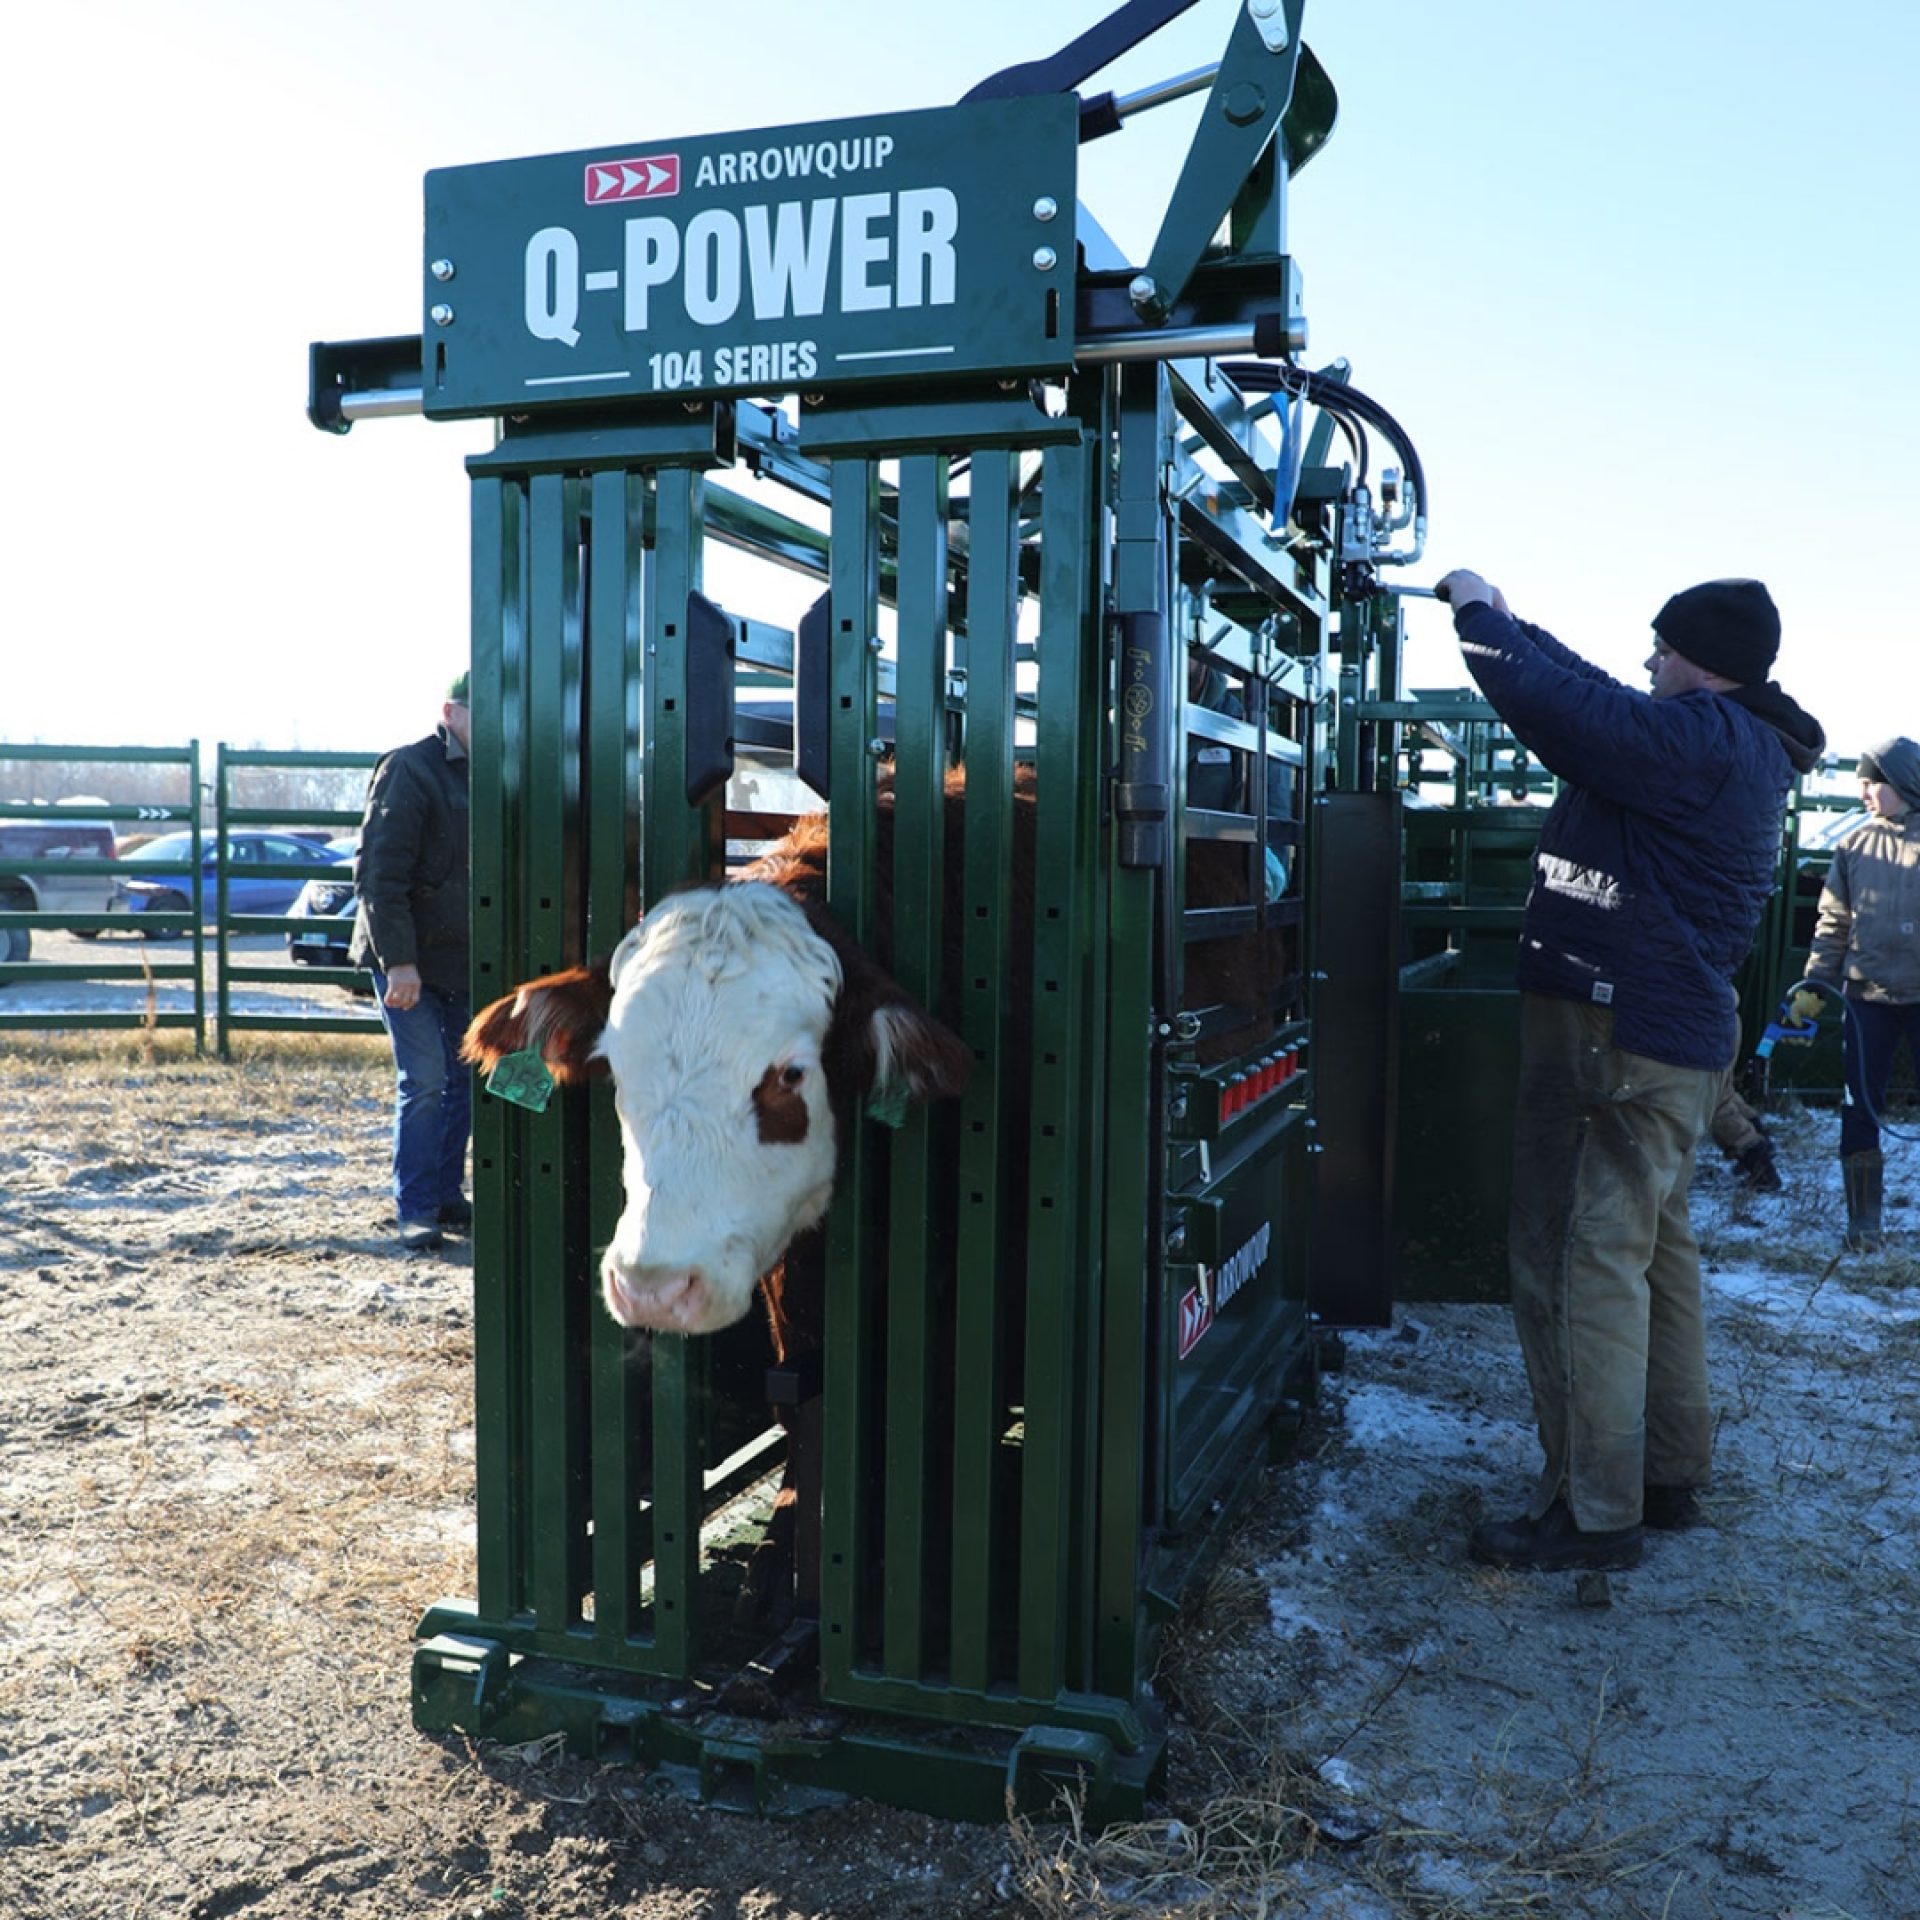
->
<box><xmin>3</xmin><ymin>0</ymin><xmax>1911</xmax><ymax>763</ymax></box>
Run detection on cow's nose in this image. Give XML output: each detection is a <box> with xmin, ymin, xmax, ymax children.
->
<box><xmin>602</xmin><ymin>1255</ymin><xmax>706</xmax><ymax>1331</ymax></box>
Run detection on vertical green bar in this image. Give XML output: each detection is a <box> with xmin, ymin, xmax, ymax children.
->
<box><xmin>186</xmin><ymin>740</ymin><xmax>204</xmax><ymax>1053</ymax></box>
<box><xmin>585</xmin><ymin>467</ymin><xmax>649</xmax><ymax>1649</ymax></box>
<box><xmin>948</xmin><ymin>450</ymin><xmax>1018</xmax><ymax>1696</ymax></box>
<box><xmin>1096</xmin><ymin>369</ymin><xmax>1164</xmax><ymax>1700</ymax></box>
<box><xmin>640</xmin><ymin>466</ymin><xmax>713</xmax><ymax>1670</ymax></box>
<box><xmin>525</xmin><ymin>473</ymin><xmax>591</xmax><ymax>1639</ymax></box>
<box><xmin>1017</xmin><ymin>436</ymin><xmax>1097</xmax><ymax>1702</ymax></box>
<box><xmin>212</xmin><ymin>745</ymin><xmax>228</xmax><ymax>1060</ymax></box>
<box><xmin>820</xmin><ymin>455</ymin><xmax>881</xmax><ymax>1688</ymax></box>
<box><xmin>881</xmin><ymin>455</ymin><xmax>948</xmax><ymax>1682</ymax></box>
<box><xmin>470</xmin><ymin>473</ymin><xmax>525</xmax><ymax>1621</ymax></box>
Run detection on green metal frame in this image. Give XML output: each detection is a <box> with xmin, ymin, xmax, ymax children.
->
<box><xmin>303</xmin><ymin>0</ymin><xmax>1375</xmax><ymax>1825</ymax></box>
<box><xmin>415</xmin><ymin>333</ymin><xmax>1334</xmax><ymax>1815</ymax></box>
<box><xmin>213</xmin><ymin>746</ymin><xmax>387</xmax><ymax>1054</ymax></box>
<box><xmin>0</xmin><ymin>742</ymin><xmax>205</xmax><ymax>1042</ymax></box>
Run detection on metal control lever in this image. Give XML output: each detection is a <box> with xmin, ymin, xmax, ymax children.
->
<box><xmin>962</xmin><ymin>0</ymin><xmax>1208</xmax><ymax>110</ymax></box>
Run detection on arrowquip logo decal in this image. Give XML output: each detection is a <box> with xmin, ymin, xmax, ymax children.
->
<box><xmin>585</xmin><ymin>155</ymin><xmax>680</xmax><ymax>204</ymax></box>
<box><xmin>1177</xmin><ymin>1221</ymin><xmax>1272</xmax><ymax>1359</ymax></box>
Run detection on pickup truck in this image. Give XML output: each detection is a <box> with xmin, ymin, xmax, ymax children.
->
<box><xmin>0</xmin><ymin>812</ymin><xmax>119</xmax><ymax>963</ymax></box>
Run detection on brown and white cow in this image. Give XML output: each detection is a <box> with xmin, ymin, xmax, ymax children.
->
<box><xmin>461</xmin><ymin>791</ymin><xmax>974</xmax><ymax>1355</ymax></box>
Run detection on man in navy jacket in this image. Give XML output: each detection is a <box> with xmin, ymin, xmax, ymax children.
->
<box><xmin>1435</xmin><ymin>571</ymin><xmax>1824</xmax><ymax>1570</ymax></box>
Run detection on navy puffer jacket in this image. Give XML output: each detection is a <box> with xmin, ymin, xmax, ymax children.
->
<box><xmin>1454</xmin><ymin>603</ymin><xmax>1825</xmax><ymax>1070</ymax></box>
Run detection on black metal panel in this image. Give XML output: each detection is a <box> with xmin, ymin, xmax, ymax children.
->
<box><xmin>1393</xmin><ymin>988</ymin><xmax>1518</xmax><ymax>1303</ymax></box>
<box><xmin>1308</xmin><ymin>790</ymin><xmax>1400</xmax><ymax>1328</ymax></box>
<box><xmin>794</xmin><ymin>591</ymin><xmax>832</xmax><ymax>802</ymax></box>
<box><xmin>681</xmin><ymin>590</ymin><xmax>736</xmax><ymax>807</ymax></box>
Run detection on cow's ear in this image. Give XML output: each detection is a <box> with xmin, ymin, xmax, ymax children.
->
<box><xmin>462</xmin><ymin>957</ymin><xmax>615</xmax><ymax>1083</ymax></box>
<box><xmin>868</xmin><ymin>996</ymin><xmax>973</xmax><ymax>1106</ymax></box>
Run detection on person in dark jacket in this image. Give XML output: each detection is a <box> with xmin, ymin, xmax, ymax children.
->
<box><xmin>1434</xmin><ymin>571</ymin><xmax>1824</xmax><ymax>1571</ymax></box>
<box><xmin>350</xmin><ymin>672</ymin><xmax>473</xmax><ymax>1250</ymax></box>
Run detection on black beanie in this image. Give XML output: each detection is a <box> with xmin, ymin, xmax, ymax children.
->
<box><xmin>1651</xmin><ymin>579</ymin><xmax>1780</xmax><ymax>685</ymax></box>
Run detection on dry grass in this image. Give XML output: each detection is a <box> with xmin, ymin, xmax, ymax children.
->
<box><xmin>4</xmin><ymin>1048</ymin><xmax>1915</xmax><ymax>1919</ymax></box>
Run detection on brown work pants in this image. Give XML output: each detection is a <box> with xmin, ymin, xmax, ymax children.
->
<box><xmin>1507</xmin><ymin>994</ymin><xmax>1723</xmax><ymax>1531</ymax></box>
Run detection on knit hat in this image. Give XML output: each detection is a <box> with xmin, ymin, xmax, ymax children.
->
<box><xmin>447</xmin><ymin>670</ymin><xmax>470</xmax><ymax>703</ymax></box>
<box><xmin>1651</xmin><ymin>579</ymin><xmax>1780</xmax><ymax>685</ymax></box>
<box><xmin>1857</xmin><ymin>735</ymin><xmax>1920</xmax><ymax>811</ymax></box>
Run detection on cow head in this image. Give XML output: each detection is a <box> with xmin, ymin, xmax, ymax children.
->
<box><xmin>462</xmin><ymin>882</ymin><xmax>970</xmax><ymax>1337</ymax></box>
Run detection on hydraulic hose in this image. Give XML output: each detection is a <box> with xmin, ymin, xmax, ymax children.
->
<box><xmin>1221</xmin><ymin>359</ymin><xmax>1427</xmax><ymax>564</ymax></box>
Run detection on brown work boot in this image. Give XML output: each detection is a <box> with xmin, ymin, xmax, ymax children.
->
<box><xmin>1642</xmin><ymin>1484</ymin><xmax>1706</xmax><ymax>1531</ymax></box>
<box><xmin>1469</xmin><ymin>1497</ymin><xmax>1644</xmax><ymax>1572</ymax></box>
<box><xmin>1842</xmin><ymin>1149</ymin><xmax>1884</xmax><ymax>1253</ymax></box>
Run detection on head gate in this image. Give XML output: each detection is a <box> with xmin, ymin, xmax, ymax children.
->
<box><xmin>312</xmin><ymin>0</ymin><xmax>1455</xmax><ymax>1823</ymax></box>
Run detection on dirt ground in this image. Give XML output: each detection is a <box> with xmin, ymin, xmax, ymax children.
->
<box><xmin>1</xmin><ymin>1036</ymin><xmax>1913</xmax><ymax>1920</ymax></box>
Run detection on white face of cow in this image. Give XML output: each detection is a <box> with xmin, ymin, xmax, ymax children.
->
<box><xmin>592</xmin><ymin>884</ymin><xmax>843</xmax><ymax>1335</ymax></box>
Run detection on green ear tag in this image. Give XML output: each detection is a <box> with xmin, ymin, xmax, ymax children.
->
<box><xmin>864</xmin><ymin>1083</ymin><xmax>910</xmax><ymax>1130</ymax></box>
<box><xmin>486</xmin><ymin>1048</ymin><xmax>556</xmax><ymax>1113</ymax></box>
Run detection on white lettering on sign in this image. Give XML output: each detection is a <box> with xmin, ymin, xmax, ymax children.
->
<box><xmin>645</xmin><ymin>340</ymin><xmax>819</xmax><ymax>392</ymax></box>
<box><xmin>535</xmin><ymin>191</ymin><xmax>960</xmax><ymax>345</ymax></box>
<box><xmin>525</xmin><ymin>226</ymin><xmax>582</xmax><ymax>346</ymax></box>
<box><xmin>1177</xmin><ymin>1221</ymin><xmax>1272</xmax><ymax>1360</ymax></box>
<box><xmin>895</xmin><ymin>187</ymin><xmax>958</xmax><ymax>308</ymax></box>
<box><xmin>839</xmin><ymin>194</ymin><xmax>891</xmax><ymax>312</ymax></box>
<box><xmin>1211</xmin><ymin>1221</ymin><xmax>1271</xmax><ymax>1314</ymax></box>
<box><xmin>692</xmin><ymin>134</ymin><xmax>895</xmax><ymax>188</ymax></box>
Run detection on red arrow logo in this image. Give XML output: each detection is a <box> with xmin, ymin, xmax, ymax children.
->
<box><xmin>584</xmin><ymin>155</ymin><xmax>680</xmax><ymax>204</ymax></box>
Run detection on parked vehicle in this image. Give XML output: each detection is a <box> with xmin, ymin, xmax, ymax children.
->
<box><xmin>285</xmin><ymin>836</ymin><xmax>360</xmax><ymax>968</ymax></box>
<box><xmin>0</xmin><ymin>808</ymin><xmax>119</xmax><ymax>963</ymax></box>
<box><xmin>118</xmin><ymin>831</ymin><xmax>350</xmax><ymax>938</ymax></box>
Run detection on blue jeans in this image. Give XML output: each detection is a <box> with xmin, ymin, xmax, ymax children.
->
<box><xmin>1840</xmin><ymin>995</ymin><xmax>1920</xmax><ymax>1158</ymax></box>
<box><xmin>372</xmin><ymin>972</ymin><xmax>472</xmax><ymax>1222</ymax></box>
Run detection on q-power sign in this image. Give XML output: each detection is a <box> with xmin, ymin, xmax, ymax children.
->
<box><xmin>422</xmin><ymin>96</ymin><xmax>1078</xmax><ymax>418</ymax></box>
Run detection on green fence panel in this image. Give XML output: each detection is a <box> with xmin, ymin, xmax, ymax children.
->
<box><xmin>213</xmin><ymin>745</ymin><xmax>387</xmax><ymax>1053</ymax></box>
<box><xmin>0</xmin><ymin>742</ymin><xmax>205</xmax><ymax>1044</ymax></box>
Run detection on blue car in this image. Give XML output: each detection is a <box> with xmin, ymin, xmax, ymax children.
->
<box><xmin>118</xmin><ymin>831</ymin><xmax>351</xmax><ymax>938</ymax></box>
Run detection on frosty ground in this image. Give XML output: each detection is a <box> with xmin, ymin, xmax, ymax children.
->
<box><xmin>0</xmin><ymin>1039</ymin><xmax>1912</xmax><ymax>1920</ymax></box>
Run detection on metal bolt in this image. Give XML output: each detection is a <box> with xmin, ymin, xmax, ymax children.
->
<box><xmin>1247</xmin><ymin>0</ymin><xmax>1290</xmax><ymax>50</ymax></box>
<box><xmin>1032</xmin><ymin>196</ymin><xmax>1058</xmax><ymax>222</ymax></box>
<box><xmin>1129</xmin><ymin>273</ymin><xmax>1159</xmax><ymax>312</ymax></box>
<box><xmin>867</xmin><ymin>634</ymin><xmax>884</xmax><ymax>652</ymax></box>
<box><xmin>429</xmin><ymin>303</ymin><xmax>455</xmax><ymax>327</ymax></box>
<box><xmin>1032</xmin><ymin>246</ymin><xmax>1058</xmax><ymax>272</ymax></box>
<box><xmin>868</xmin><ymin>737</ymin><xmax>887</xmax><ymax>757</ymax></box>
<box><xmin>429</xmin><ymin>258</ymin><xmax>456</xmax><ymax>282</ymax></box>
<box><xmin>1223</xmin><ymin>81</ymin><xmax>1266</xmax><ymax>125</ymax></box>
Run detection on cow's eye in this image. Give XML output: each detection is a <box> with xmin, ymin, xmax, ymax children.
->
<box><xmin>780</xmin><ymin>1063</ymin><xmax>806</xmax><ymax>1089</ymax></box>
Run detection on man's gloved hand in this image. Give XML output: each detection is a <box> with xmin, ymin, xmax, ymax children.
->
<box><xmin>1434</xmin><ymin>569</ymin><xmax>1511</xmax><ymax>617</ymax></box>
<box><xmin>1788</xmin><ymin>985</ymin><xmax>1824</xmax><ymax>1026</ymax></box>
